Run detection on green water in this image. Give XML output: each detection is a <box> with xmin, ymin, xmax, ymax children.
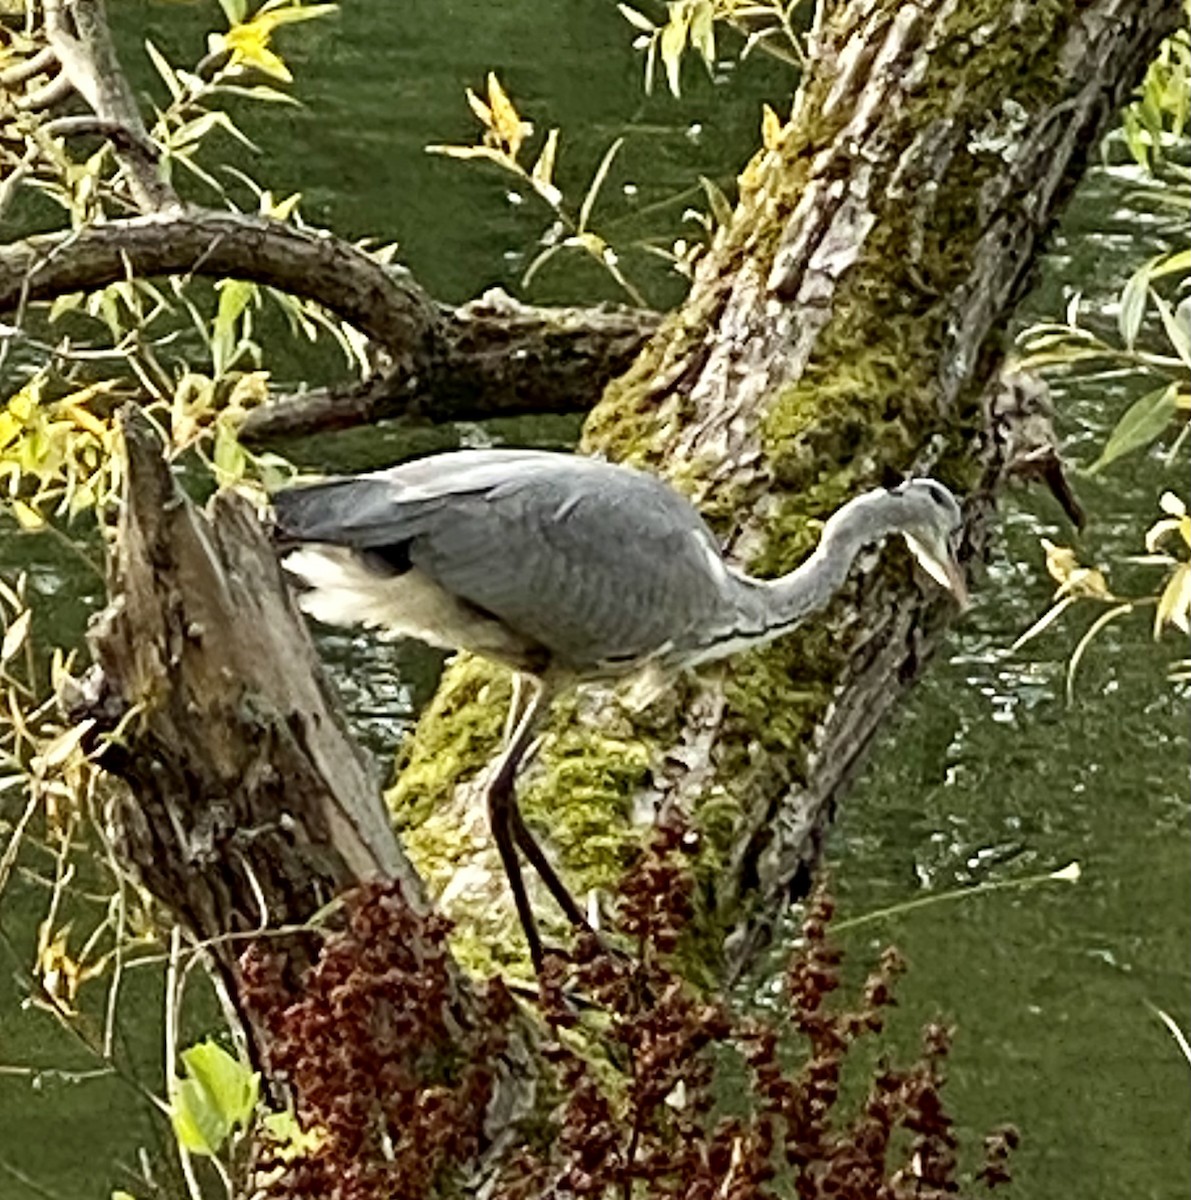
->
<box><xmin>0</xmin><ymin>4</ymin><xmax>1187</xmax><ymax>1198</ymax></box>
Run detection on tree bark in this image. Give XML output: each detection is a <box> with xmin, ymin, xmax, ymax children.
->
<box><xmin>81</xmin><ymin>409</ymin><xmax>415</xmax><ymax>964</ymax></box>
<box><xmin>1</xmin><ymin>0</ymin><xmax>656</xmax><ymax>436</ymax></box>
<box><xmin>79</xmin><ymin>408</ymin><xmax>539</xmax><ymax>1140</ymax></box>
<box><xmin>0</xmin><ymin>213</ymin><xmax>655</xmax><ymax>436</ymax></box>
<box><xmin>392</xmin><ymin>0</ymin><xmax>1177</xmax><ymax>978</ymax></box>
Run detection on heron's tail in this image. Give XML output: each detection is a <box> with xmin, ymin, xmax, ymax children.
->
<box><xmin>271</xmin><ymin>476</ymin><xmax>411</xmax><ymax>548</ymax></box>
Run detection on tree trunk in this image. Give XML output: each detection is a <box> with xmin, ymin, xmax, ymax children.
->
<box><xmin>81</xmin><ymin>410</ymin><xmax>540</xmax><ymax>1151</ymax></box>
<box><xmin>390</xmin><ymin>0</ymin><xmax>1177</xmax><ymax>977</ymax></box>
<box><xmin>58</xmin><ymin>0</ymin><xmax>1174</xmax><ymax>1174</ymax></box>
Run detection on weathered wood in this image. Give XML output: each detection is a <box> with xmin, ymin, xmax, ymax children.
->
<box><xmin>80</xmin><ymin>410</ymin><xmax>542</xmax><ymax>1156</ymax></box>
<box><xmin>239</xmin><ymin>291</ymin><xmax>659</xmax><ymax>445</ymax></box>
<box><xmin>392</xmin><ymin>0</ymin><xmax>1177</xmax><ymax>977</ymax></box>
<box><xmin>84</xmin><ymin>409</ymin><xmax>417</xmax><ymax>967</ymax></box>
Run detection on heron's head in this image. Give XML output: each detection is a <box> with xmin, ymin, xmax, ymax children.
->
<box><xmin>888</xmin><ymin>478</ymin><xmax>968</xmax><ymax>608</ymax></box>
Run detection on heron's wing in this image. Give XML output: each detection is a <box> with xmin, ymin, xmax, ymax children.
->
<box><xmin>405</xmin><ymin>464</ymin><xmax>731</xmax><ymax>667</ymax></box>
<box><xmin>273</xmin><ymin>450</ymin><xmax>733</xmax><ymax>668</ymax></box>
<box><xmin>272</xmin><ymin>450</ymin><xmax>588</xmax><ymax>547</ymax></box>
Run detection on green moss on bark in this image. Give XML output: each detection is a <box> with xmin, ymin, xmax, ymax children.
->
<box><xmin>392</xmin><ymin>0</ymin><xmax>1100</xmax><ymax>967</ymax></box>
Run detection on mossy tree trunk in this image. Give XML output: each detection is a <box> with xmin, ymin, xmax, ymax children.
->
<box><xmin>390</xmin><ymin>0</ymin><xmax>1177</xmax><ymax>977</ymax></box>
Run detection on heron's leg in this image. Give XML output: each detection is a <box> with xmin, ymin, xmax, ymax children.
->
<box><xmin>507</xmin><ymin>802</ymin><xmax>590</xmax><ymax>931</ymax></box>
<box><xmin>486</xmin><ymin>680</ymin><xmax>550</xmax><ymax>970</ymax></box>
<box><xmin>502</xmin><ymin>672</ymin><xmax>528</xmax><ymax>746</ymax></box>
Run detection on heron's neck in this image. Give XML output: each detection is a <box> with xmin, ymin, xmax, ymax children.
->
<box><xmin>694</xmin><ymin>494</ymin><xmax>903</xmax><ymax>665</ymax></box>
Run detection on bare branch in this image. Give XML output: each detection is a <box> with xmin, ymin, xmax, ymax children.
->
<box><xmin>0</xmin><ymin>210</ymin><xmax>657</xmax><ymax>433</ymax></box>
<box><xmin>241</xmin><ymin>290</ymin><xmax>660</xmax><ymax>443</ymax></box>
<box><xmin>0</xmin><ymin>46</ymin><xmax>58</xmax><ymax>88</ymax></box>
<box><xmin>43</xmin><ymin>0</ymin><xmax>174</xmax><ymax>210</ymax></box>
<box><xmin>0</xmin><ymin>209</ymin><xmax>442</xmax><ymax>363</ymax></box>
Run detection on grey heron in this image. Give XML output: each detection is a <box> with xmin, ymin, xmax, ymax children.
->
<box><xmin>273</xmin><ymin>449</ymin><xmax>967</xmax><ymax>968</ymax></box>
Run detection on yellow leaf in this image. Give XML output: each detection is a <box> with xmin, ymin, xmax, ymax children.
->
<box><xmin>761</xmin><ymin>103</ymin><xmax>782</xmax><ymax>151</ymax></box>
<box><xmin>7</xmin><ymin>381</ymin><xmax>40</xmax><ymax>422</ymax></box>
<box><xmin>1155</xmin><ymin>562</ymin><xmax>1191</xmax><ymax>637</ymax></box>
<box><xmin>690</xmin><ymin>0</ymin><xmax>715</xmax><ymax>66</ymax></box>
<box><xmin>263</xmin><ymin>191</ymin><xmax>302</xmax><ymax>221</ymax></box>
<box><xmin>1</xmin><ymin>609</ymin><xmax>30</xmax><ymax>665</ymax></box>
<box><xmin>660</xmin><ymin>7</ymin><xmax>690</xmax><ymax>97</ymax></box>
<box><xmin>11</xmin><ymin>500</ymin><xmax>45</xmax><ymax>529</ymax></box>
<box><xmin>485</xmin><ymin>72</ymin><xmax>531</xmax><ymax>159</ymax></box>
<box><xmin>1040</xmin><ymin>540</ymin><xmax>1111</xmax><ymax>601</ymax></box>
<box><xmin>251</xmin><ymin>4</ymin><xmax>339</xmax><ymax>34</ymax></box>
<box><xmin>1041</xmin><ymin>538</ymin><xmax>1078</xmax><ymax>583</ymax></box>
<box><xmin>465</xmin><ymin>86</ymin><xmax>493</xmax><ymax>128</ymax></box>
<box><xmin>224</xmin><ymin>26</ymin><xmax>293</xmax><ymax>81</ymax></box>
<box><xmin>0</xmin><ymin>412</ymin><xmax>21</xmax><ymax>451</ymax></box>
<box><xmin>62</xmin><ymin>403</ymin><xmax>108</xmax><ymax>439</ymax></box>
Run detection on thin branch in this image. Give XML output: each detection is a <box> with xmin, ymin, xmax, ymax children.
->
<box><xmin>43</xmin><ymin>0</ymin><xmax>175</xmax><ymax>211</ymax></box>
<box><xmin>0</xmin><ymin>46</ymin><xmax>58</xmax><ymax>88</ymax></box>
<box><xmin>0</xmin><ymin>210</ymin><xmax>442</xmax><ymax>356</ymax></box>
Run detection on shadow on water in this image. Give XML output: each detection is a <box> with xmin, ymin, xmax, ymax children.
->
<box><xmin>0</xmin><ymin>4</ymin><xmax>1186</xmax><ymax>1198</ymax></box>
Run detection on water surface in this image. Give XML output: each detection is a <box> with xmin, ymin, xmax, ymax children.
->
<box><xmin>0</xmin><ymin>5</ymin><xmax>1186</xmax><ymax>1198</ymax></box>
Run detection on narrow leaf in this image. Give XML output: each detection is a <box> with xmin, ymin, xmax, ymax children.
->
<box><xmin>690</xmin><ymin>0</ymin><xmax>715</xmax><ymax>67</ymax></box>
<box><xmin>761</xmin><ymin>103</ymin><xmax>782</xmax><ymax>151</ymax></box>
<box><xmin>1151</xmin><ymin>289</ymin><xmax>1191</xmax><ymax>371</ymax></box>
<box><xmin>1117</xmin><ymin>258</ymin><xmax>1153</xmax><ymax>349</ymax></box>
<box><xmin>699</xmin><ymin>175</ymin><xmax>733</xmax><ymax>227</ymax></box>
<box><xmin>1155</xmin><ymin>562</ymin><xmax>1191</xmax><ymax>637</ymax></box>
<box><xmin>144</xmin><ymin>39</ymin><xmax>182</xmax><ymax>101</ymax></box>
<box><xmin>1088</xmin><ymin>384</ymin><xmax>1179</xmax><ymax>474</ymax></box>
<box><xmin>1</xmin><ymin>609</ymin><xmax>30</xmax><ymax>666</ymax></box>
<box><xmin>530</xmin><ymin>128</ymin><xmax>562</xmax><ymax>207</ymax></box>
<box><xmin>660</xmin><ymin>8</ymin><xmax>689</xmax><ymax>97</ymax></box>
<box><xmin>618</xmin><ymin>3</ymin><xmax>656</xmax><ymax>32</ymax></box>
<box><xmin>578</xmin><ymin>136</ymin><xmax>624</xmax><ymax>234</ymax></box>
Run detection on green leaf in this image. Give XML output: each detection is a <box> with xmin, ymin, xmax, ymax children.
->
<box><xmin>660</xmin><ymin>7</ymin><xmax>689</xmax><ymax>97</ymax></box>
<box><xmin>218</xmin><ymin>0</ymin><xmax>247</xmax><ymax>25</ymax></box>
<box><xmin>170</xmin><ymin>1040</ymin><xmax>259</xmax><ymax>1156</ymax></box>
<box><xmin>1088</xmin><ymin>383</ymin><xmax>1179</xmax><ymax>474</ymax></box>
<box><xmin>578</xmin><ymin>136</ymin><xmax>624</xmax><ymax>234</ymax></box>
<box><xmin>144</xmin><ymin>39</ymin><xmax>182</xmax><ymax>102</ymax></box>
<box><xmin>212</xmin><ymin>279</ymin><xmax>256</xmax><ymax>377</ymax></box>
<box><xmin>183</xmin><ymin>1041</ymin><xmax>259</xmax><ymax>1127</ymax></box>
<box><xmin>1117</xmin><ymin>258</ymin><xmax>1153</xmax><ymax>349</ymax></box>
<box><xmin>213</xmin><ymin>423</ymin><xmax>247</xmax><ymax>483</ymax></box>
<box><xmin>171</xmin><ymin>1076</ymin><xmax>227</xmax><ymax>1156</ymax></box>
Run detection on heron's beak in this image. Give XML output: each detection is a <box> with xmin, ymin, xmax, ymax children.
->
<box><xmin>904</xmin><ymin>533</ymin><xmax>969</xmax><ymax>611</ymax></box>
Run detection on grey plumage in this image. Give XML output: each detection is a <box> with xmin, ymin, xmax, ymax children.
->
<box><xmin>274</xmin><ymin>449</ymin><xmax>965</xmax><ymax>678</ymax></box>
<box><xmin>272</xmin><ymin>448</ymin><xmax>967</xmax><ymax>968</ymax></box>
